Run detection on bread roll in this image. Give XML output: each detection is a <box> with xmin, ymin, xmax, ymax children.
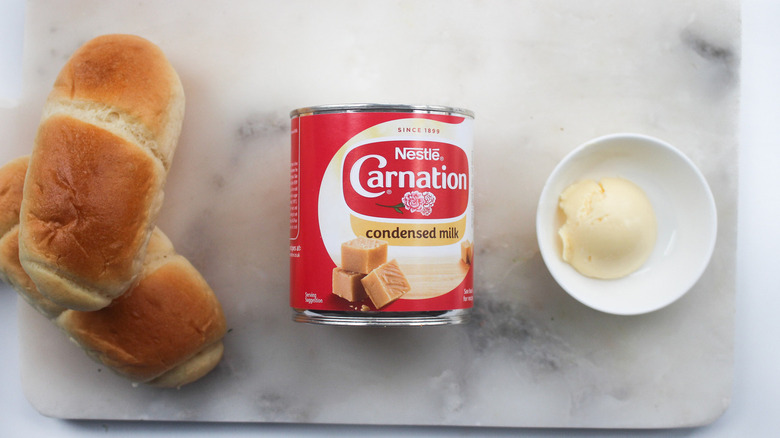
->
<box><xmin>18</xmin><ymin>34</ymin><xmax>185</xmax><ymax>311</ymax></box>
<box><xmin>0</xmin><ymin>157</ymin><xmax>66</xmax><ymax>318</ymax></box>
<box><xmin>56</xmin><ymin>228</ymin><xmax>227</xmax><ymax>387</ymax></box>
<box><xmin>1</xmin><ymin>157</ymin><xmax>227</xmax><ymax>388</ymax></box>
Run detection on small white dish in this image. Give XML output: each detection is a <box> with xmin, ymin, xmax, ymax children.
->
<box><xmin>536</xmin><ymin>133</ymin><xmax>717</xmax><ymax>315</ymax></box>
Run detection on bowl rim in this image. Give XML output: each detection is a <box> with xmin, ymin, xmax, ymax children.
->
<box><xmin>535</xmin><ymin>132</ymin><xmax>718</xmax><ymax>315</ymax></box>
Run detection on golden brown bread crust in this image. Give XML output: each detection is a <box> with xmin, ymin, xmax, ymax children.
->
<box><xmin>47</xmin><ymin>34</ymin><xmax>184</xmax><ymax>168</ymax></box>
<box><xmin>0</xmin><ymin>157</ymin><xmax>65</xmax><ymax>318</ymax></box>
<box><xmin>56</xmin><ymin>249</ymin><xmax>227</xmax><ymax>385</ymax></box>
<box><xmin>147</xmin><ymin>341</ymin><xmax>225</xmax><ymax>388</ymax></box>
<box><xmin>19</xmin><ymin>34</ymin><xmax>185</xmax><ymax>311</ymax></box>
<box><xmin>0</xmin><ymin>156</ymin><xmax>28</xmax><ymax>237</ymax></box>
<box><xmin>1</xmin><ymin>156</ymin><xmax>226</xmax><ymax>388</ymax></box>
<box><xmin>19</xmin><ymin>115</ymin><xmax>164</xmax><ymax>310</ymax></box>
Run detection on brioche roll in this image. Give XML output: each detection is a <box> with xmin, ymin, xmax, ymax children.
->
<box><xmin>19</xmin><ymin>34</ymin><xmax>185</xmax><ymax>311</ymax></box>
<box><xmin>1</xmin><ymin>157</ymin><xmax>226</xmax><ymax>388</ymax></box>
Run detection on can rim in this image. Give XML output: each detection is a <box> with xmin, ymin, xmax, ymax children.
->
<box><xmin>290</xmin><ymin>103</ymin><xmax>474</xmax><ymax>119</ymax></box>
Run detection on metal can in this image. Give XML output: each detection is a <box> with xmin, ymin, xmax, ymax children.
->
<box><xmin>289</xmin><ymin>104</ymin><xmax>475</xmax><ymax>326</ymax></box>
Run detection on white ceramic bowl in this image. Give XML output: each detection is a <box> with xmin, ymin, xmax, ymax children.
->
<box><xmin>536</xmin><ymin>133</ymin><xmax>717</xmax><ymax>315</ymax></box>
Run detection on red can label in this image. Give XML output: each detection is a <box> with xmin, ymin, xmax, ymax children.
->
<box><xmin>290</xmin><ymin>108</ymin><xmax>474</xmax><ymax>313</ymax></box>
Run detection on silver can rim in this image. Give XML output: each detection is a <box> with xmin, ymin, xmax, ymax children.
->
<box><xmin>290</xmin><ymin>103</ymin><xmax>475</xmax><ymax>119</ymax></box>
<box><xmin>292</xmin><ymin>308</ymin><xmax>470</xmax><ymax>327</ymax></box>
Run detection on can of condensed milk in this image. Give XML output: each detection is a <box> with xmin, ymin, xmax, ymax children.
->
<box><xmin>289</xmin><ymin>104</ymin><xmax>474</xmax><ymax>326</ymax></box>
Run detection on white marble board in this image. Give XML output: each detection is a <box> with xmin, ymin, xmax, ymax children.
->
<box><xmin>0</xmin><ymin>0</ymin><xmax>739</xmax><ymax>428</ymax></box>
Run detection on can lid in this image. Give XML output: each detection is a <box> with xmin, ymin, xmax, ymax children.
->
<box><xmin>290</xmin><ymin>103</ymin><xmax>474</xmax><ymax>119</ymax></box>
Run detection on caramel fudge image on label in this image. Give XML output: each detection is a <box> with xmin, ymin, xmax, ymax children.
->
<box><xmin>331</xmin><ymin>237</ymin><xmax>388</xmax><ymax>305</ymax></box>
<box><xmin>361</xmin><ymin>260</ymin><xmax>411</xmax><ymax>309</ymax></box>
<box><xmin>461</xmin><ymin>240</ymin><xmax>474</xmax><ymax>265</ymax></box>
<box><xmin>332</xmin><ymin>268</ymin><xmax>367</xmax><ymax>302</ymax></box>
<box><xmin>340</xmin><ymin>237</ymin><xmax>388</xmax><ymax>274</ymax></box>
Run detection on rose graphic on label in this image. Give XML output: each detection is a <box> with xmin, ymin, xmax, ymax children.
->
<box><xmin>403</xmin><ymin>190</ymin><xmax>436</xmax><ymax>216</ymax></box>
<box><xmin>377</xmin><ymin>190</ymin><xmax>436</xmax><ymax>216</ymax></box>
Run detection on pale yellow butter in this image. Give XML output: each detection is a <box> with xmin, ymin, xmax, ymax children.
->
<box><xmin>558</xmin><ymin>177</ymin><xmax>657</xmax><ymax>279</ymax></box>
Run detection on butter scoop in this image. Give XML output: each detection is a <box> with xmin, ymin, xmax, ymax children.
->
<box><xmin>558</xmin><ymin>177</ymin><xmax>657</xmax><ymax>279</ymax></box>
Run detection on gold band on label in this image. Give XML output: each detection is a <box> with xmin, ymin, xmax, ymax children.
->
<box><xmin>350</xmin><ymin>215</ymin><xmax>467</xmax><ymax>246</ymax></box>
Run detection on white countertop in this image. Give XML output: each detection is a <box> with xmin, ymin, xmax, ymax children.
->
<box><xmin>1</xmin><ymin>0</ymin><xmax>778</xmax><ymax>436</ymax></box>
